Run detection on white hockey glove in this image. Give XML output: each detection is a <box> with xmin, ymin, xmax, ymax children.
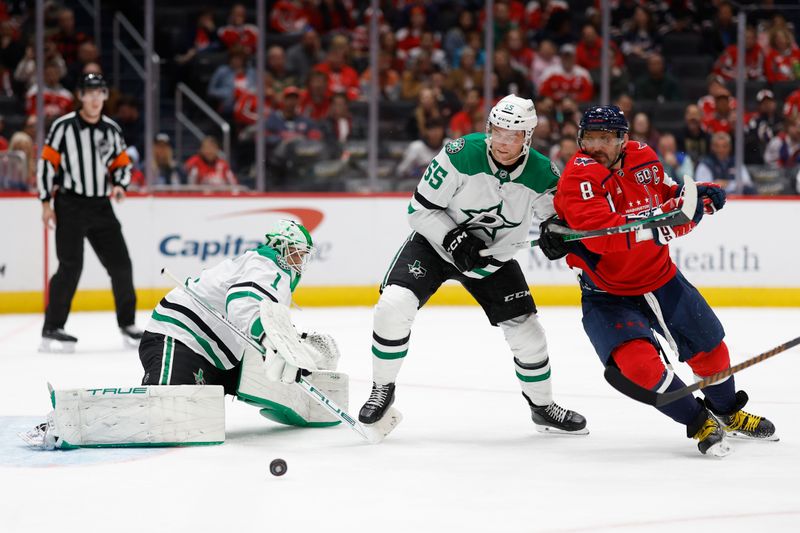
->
<box><xmin>300</xmin><ymin>331</ymin><xmax>341</xmax><ymax>370</ymax></box>
<box><xmin>264</xmin><ymin>350</ymin><xmax>300</xmax><ymax>384</ymax></box>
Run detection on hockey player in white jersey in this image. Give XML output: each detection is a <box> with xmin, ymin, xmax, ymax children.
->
<box><xmin>21</xmin><ymin>220</ymin><xmax>349</xmax><ymax>449</ymax></box>
<box><xmin>359</xmin><ymin>95</ymin><xmax>588</xmax><ymax>435</ymax></box>
<box><xmin>139</xmin><ymin>219</ymin><xmax>345</xmax><ymax>423</ymax></box>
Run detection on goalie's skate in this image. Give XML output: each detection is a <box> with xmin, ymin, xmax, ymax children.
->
<box><xmin>359</xmin><ymin>382</ymin><xmax>395</xmax><ymax>424</ymax></box>
<box><xmin>706</xmin><ymin>391</ymin><xmax>778</xmax><ymax>441</ymax></box>
<box><xmin>39</xmin><ymin>329</ymin><xmax>77</xmax><ymax>353</ymax></box>
<box><xmin>18</xmin><ymin>412</ymin><xmax>59</xmax><ymax>450</ymax></box>
<box><xmin>120</xmin><ymin>325</ymin><xmax>144</xmax><ymax>349</ymax></box>
<box><xmin>524</xmin><ymin>394</ymin><xmax>588</xmax><ymax>435</ymax></box>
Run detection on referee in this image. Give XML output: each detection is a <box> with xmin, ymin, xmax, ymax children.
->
<box><xmin>37</xmin><ymin>73</ymin><xmax>143</xmax><ymax>352</ymax></box>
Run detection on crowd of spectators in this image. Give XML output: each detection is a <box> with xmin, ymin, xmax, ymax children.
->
<box><xmin>0</xmin><ymin>1</ymin><xmax>799</xmax><ymax>194</ymax></box>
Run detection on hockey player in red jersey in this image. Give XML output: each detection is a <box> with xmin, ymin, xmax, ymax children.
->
<box><xmin>538</xmin><ymin>105</ymin><xmax>776</xmax><ymax>456</ymax></box>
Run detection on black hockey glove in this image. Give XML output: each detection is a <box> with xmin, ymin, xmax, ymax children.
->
<box><xmin>538</xmin><ymin>216</ymin><xmax>571</xmax><ymax>260</ymax></box>
<box><xmin>443</xmin><ymin>226</ymin><xmax>491</xmax><ymax>272</ymax></box>
<box><xmin>696</xmin><ymin>182</ymin><xmax>726</xmax><ymax>214</ymax></box>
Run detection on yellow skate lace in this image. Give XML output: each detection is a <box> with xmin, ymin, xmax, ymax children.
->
<box><xmin>725</xmin><ymin>410</ymin><xmax>761</xmax><ymax>433</ymax></box>
<box><xmin>693</xmin><ymin>418</ymin><xmax>719</xmax><ymax>442</ymax></box>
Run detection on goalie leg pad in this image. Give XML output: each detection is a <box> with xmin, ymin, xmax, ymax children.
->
<box><xmin>371</xmin><ymin>285</ymin><xmax>419</xmax><ymax>385</ymax></box>
<box><xmin>47</xmin><ymin>385</ymin><xmax>225</xmax><ymax>448</ymax></box>
<box><xmin>500</xmin><ymin>313</ymin><xmax>552</xmax><ymax>406</ymax></box>
<box><xmin>237</xmin><ymin>348</ymin><xmax>349</xmax><ymax>427</ymax></box>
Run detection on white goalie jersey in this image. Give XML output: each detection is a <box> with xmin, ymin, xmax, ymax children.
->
<box><xmin>147</xmin><ymin>245</ymin><xmax>298</xmax><ymax>370</ymax></box>
<box><xmin>408</xmin><ymin>133</ymin><xmax>560</xmax><ymax>278</ymax></box>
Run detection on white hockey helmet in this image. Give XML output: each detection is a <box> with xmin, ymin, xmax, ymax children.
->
<box><xmin>265</xmin><ymin>219</ymin><xmax>315</xmax><ymax>275</ymax></box>
<box><xmin>486</xmin><ymin>94</ymin><xmax>538</xmax><ymax>158</ymax></box>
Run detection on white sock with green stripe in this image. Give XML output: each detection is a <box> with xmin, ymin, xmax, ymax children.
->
<box><xmin>515</xmin><ymin>356</ymin><xmax>552</xmax><ymax>406</ymax></box>
<box><xmin>371</xmin><ymin>285</ymin><xmax>419</xmax><ymax>385</ymax></box>
<box><xmin>500</xmin><ymin>313</ymin><xmax>553</xmax><ymax>406</ymax></box>
<box><xmin>372</xmin><ymin>331</ymin><xmax>410</xmax><ymax>384</ymax></box>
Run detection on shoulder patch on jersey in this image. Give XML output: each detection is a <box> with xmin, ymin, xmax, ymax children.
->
<box><xmin>445</xmin><ymin>137</ymin><xmax>465</xmax><ymax>154</ymax></box>
<box><xmin>574</xmin><ymin>157</ymin><xmax>597</xmax><ymax>166</ymax></box>
<box><xmin>550</xmin><ymin>160</ymin><xmax>561</xmax><ymax>177</ymax></box>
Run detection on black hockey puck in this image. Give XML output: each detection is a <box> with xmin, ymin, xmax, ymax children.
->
<box><xmin>269</xmin><ymin>458</ymin><xmax>287</xmax><ymax>476</ymax></box>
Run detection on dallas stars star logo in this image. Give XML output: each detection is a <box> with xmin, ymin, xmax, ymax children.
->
<box><xmin>193</xmin><ymin>368</ymin><xmax>206</xmax><ymax>385</ymax></box>
<box><xmin>407</xmin><ymin>259</ymin><xmax>427</xmax><ymax>279</ymax></box>
<box><xmin>461</xmin><ymin>201</ymin><xmax>521</xmax><ymax>240</ymax></box>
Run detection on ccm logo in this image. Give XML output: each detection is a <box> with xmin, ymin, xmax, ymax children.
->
<box><xmin>504</xmin><ymin>290</ymin><xmax>531</xmax><ymax>302</ymax></box>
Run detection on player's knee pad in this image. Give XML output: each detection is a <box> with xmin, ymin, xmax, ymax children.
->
<box><xmin>686</xmin><ymin>341</ymin><xmax>730</xmax><ymax>377</ymax></box>
<box><xmin>373</xmin><ymin>285</ymin><xmax>419</xmax><ymax>339</ymax></box>
<box><xmin>499</xmin><ymin>313</ymin><xmax>548</xmax><ymax>364</ymax></box>
<box><xmin>612</xmin><ymin>339</ymin><xmax>670</xmax><ymax>391</ymax></box>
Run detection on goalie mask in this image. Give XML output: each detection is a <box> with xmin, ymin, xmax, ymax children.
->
<box><xmin>486</xmin><ymin>94</ymin><xmax>538</xmax><ymax>163</ymax></box>
<box><xmin>265</xmin><ymin>219</ymin><xmax>315</xmax><ymax>275</ymax></box>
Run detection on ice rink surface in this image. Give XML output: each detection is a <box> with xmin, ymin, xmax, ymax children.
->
<box><xmin>1</xmin><ymin>306</ymin><xmax>798</xmax><ymax>533</ymax></box>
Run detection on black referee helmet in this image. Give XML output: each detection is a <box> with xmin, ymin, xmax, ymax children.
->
<box><xmin>79</xmin><ymin>73</ymin><xmax>107</xmax><ymax>91</ymax></box>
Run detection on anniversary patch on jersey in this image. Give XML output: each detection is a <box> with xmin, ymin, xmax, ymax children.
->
<box><xmin>550</xmin><ymin>161</ymin><xmax>561</xmax><ymax>177</ymax></box>
<box><xmin>445</xmin><ymin>138</ymin><xmax>466</xmax><ymax>154</ymax></box>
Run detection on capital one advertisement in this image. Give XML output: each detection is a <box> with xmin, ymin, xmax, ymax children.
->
<box><xmin>0</xmin><ymin>196</ymin><xmax>798</xmax><ymax>304</ymax></box>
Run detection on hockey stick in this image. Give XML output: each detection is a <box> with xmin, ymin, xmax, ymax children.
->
<box><xmin>160</xmin><ymin>268</ymin><xmax>390</xmax><ymax>444</ymax></box>
<box><xmin>603</xmin><ymin>335</ymin><xmax>800</xmax><ymax>407</ymax></box>
<box><xmin>479</xmin><ymin>174</ymin><xmax>698</xmax><ymax>257</ymax></box>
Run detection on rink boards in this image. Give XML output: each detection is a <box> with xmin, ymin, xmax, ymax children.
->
<box><xmin>1</xmin><ymin>193</ymin><xmax>799</xmax><ymax>312</ymax></box>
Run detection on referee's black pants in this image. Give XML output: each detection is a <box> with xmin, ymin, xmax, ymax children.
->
<box><xmin>44</xmin><ymin>191</ymin><xmax>137</xmax><ymax>330</ymax></box>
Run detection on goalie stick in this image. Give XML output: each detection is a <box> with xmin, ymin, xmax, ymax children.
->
<box><xmin>479</xmin><ymin>174</ymin><xmax>698</xmax><ymax>257</ymax></box>
<box><xmin>160</xmin><ymin>268</ymin><xmax>397</xmax><ymax>444</ymax></box>
<box><xmin>603</xmin><ymin>335</ymin><xmax>800</xmax><ymax>407</ymax></box>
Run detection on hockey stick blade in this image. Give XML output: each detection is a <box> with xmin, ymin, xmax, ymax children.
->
<box><xmin>161</xmin><ymin>267</ymin><xmax>376</xmax><ymax>443</ymax></box>
<box><xmin>604</xmin><ymin>335</ymin><xmax>800</xmax><ymax>407</ymax></box>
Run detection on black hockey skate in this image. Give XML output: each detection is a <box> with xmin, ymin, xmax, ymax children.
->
<box><xmin>359</xmin><ymin>382</ymin><xmax>395</xmax><ymax>424</ymax></box>
<box><xmin>39</xmin><ymin>328</ymin><xmax>78</xmax><ymax>353</ymax></box>
<box><xmin>706</xmin><ymin>391</ymin><xmax>778</xmax><ymax>441</ymax></box>
<box><xmin>524</xmin><ymin>393</ymin><xmax>588</xmax><ymax>435</ymax></box>
<box><xmin>120</xmin><ymin>325</ymin><xmax>144</xmax><ymax>349</ymax></box>
<box><xmin>688</xmin><ymin>403</ymin><xmax>733</xmax><ymax>457</ymax></box>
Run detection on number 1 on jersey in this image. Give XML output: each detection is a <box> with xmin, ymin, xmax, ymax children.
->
<box><xmin>270</xmin><ymin>272</ymin><xmax>281</xmax><ymax>290</ymax></box>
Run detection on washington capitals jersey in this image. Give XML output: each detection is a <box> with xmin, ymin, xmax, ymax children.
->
<box><xmin>146</xmin><ymin>245</ymin><xmax>298</xmax><ymax>370</ymax></box>
<box><xmin>554</xmin><ymin>141</ymin><xmax>682</xmax><ymax>295</ymax></box>
<box><xmin>408</xmin><ymin>133</ymin><xmax>559</xmax><ymax>278</ymax></box>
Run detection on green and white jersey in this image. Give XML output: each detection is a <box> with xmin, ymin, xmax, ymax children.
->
<box><xmin>408</xmin><ymin>132</ymin><xmax>559</xmax><ymax>278</ymax></box>
<box><xmin>146</xmin><ymin>245</ymin><xmax>298</xmax><ymax>370</ymax></box>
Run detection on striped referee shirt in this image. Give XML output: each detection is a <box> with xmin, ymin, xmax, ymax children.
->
<box><xmin>37</xmin><ymin>111</ymin><xmax>132</xmax><ymax>201</ymax></box>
